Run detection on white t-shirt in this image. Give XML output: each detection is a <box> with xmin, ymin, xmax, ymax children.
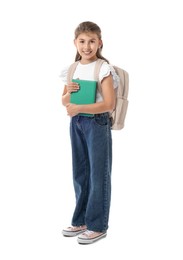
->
<box><xmin>60</xmin><ymin>60</ymin><xmax>119</xmax><ymax>102</ymax></box>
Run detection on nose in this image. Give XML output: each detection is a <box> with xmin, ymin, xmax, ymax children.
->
<box><xmin>83</xmin><ymin>42</ymin><xmax>90</xmax><ymax>49</ymax></box>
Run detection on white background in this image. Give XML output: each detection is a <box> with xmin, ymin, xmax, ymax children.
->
<box><xmin>0</xmin><ymin>0</ymin><xmax>183</xmax><ymax>259</ymax></box>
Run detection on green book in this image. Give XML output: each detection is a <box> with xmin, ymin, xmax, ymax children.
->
<box><xmin>70</xmin><ymin>79</ymin><xmax>97</xmax><ymax>117</ymax></box>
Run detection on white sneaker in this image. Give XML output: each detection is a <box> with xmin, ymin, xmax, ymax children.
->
<box><xmin>77</xmin><ymin>230</ymin><xmax>107</xmax><ymax>244</ymax></box>
<box><xmin>62</xmin><ymin>225</ymin><xmax>87</xmax><ymax>237</ymax></box>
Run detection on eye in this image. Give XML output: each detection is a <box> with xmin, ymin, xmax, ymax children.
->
<box><xmin>79</xmin><ymin>40</ymin><xmax>85</xmax><ymax>44</ymax></box>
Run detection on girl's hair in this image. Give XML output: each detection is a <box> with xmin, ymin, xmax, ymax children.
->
<box><xmin>74</xmin><ymin>21</ymin><xmax>109</xmax><ymax>63</ymax></box>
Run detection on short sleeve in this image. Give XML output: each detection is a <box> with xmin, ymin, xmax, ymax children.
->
<box><xmin>60</xmin><ymin>66</ymin><xmax>69</xmax><ymax>84</ymax></box>
<box><xmin>99</xmin><ymin>62</ymin><xmax>120</xmax><ymax>89</ymax></box>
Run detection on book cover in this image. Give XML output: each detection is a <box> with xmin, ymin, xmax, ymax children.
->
<box><xmin>70</xmin><ymin>79</ymin><xmax>97</xmax><ymax>117</ymax></box>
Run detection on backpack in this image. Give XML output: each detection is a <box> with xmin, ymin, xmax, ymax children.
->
<box><xmin>67</xmin><ymin>59</ymin><xmax>129</xmax><ymax>130</ymax></box>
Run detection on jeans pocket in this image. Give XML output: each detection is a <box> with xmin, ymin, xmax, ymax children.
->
<box><xmin>94</xmin><ymin>114</ymin><xmax>108</xmax><ymax>127</ymax></box>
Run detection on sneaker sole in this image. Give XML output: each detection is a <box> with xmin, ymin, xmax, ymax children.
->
<box><xmin>62</xmin><ymin>229</ymin><xmax>87</xmax><ymax>237</ymax></box>
<box><xmin>77</xmin><ymin>232</ymin><xmax>107</xmax><ymax>244</ymax></box>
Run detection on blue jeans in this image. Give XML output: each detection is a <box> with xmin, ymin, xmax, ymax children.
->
<box><xmin>70</xmin><ymin>113</ymin><xmax>112</xmax><ymax>232</ymax></box>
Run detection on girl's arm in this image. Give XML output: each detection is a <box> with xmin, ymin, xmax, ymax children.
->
<box><xmin>62</xmin><ymin>85</ymin><xmax>70</xmax><ymax>106</ymax></box>
<box><xmin>66</xmin><ymin>74</ymin><xmax>115</xmax><ymax>116</ymax></box>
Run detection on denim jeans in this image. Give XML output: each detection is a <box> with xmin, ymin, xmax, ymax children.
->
<box><xmin>69</xmin><ymin>113</ymin><xmax>112</xmax><ymax>232</ymax></box>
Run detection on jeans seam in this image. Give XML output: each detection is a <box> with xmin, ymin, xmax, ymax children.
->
<box><xmin>103</xmin><ymin>124</ymin><xmax>111</xmax><ymax>230</ymax></box>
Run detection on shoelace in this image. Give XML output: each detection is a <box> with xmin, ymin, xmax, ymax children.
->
<box><xmin>83</xmin><ymin>230</ymin><xmax>95</xmax><ymax>236</ymax></box>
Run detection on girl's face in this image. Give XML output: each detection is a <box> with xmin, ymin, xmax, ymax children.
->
<box><xmin>74</xmin><ymin>32</ymin><xmax>102</xmax><ymax>63</ymax></box>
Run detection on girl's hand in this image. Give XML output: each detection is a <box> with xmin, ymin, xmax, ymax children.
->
<box><xmin>66</xmin><ymin>103</ymin><xmax>80</xmax><ymax>117</ymax></box>
<box><xmin>66</xmin><ymin>82</ymin><xmax>79</xmax><ymax>94</ymax></box>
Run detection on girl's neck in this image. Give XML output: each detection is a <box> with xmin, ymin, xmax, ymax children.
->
<box><xmin>79</xmin><ymin>57</ymin><xmax>98</xmax><ymax>65</ymax></box>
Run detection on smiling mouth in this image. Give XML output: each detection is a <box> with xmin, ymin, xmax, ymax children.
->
<box><xmin>83</xmin><ymin>51</ymin><xmax>92</xmax><ymax>55</ymax></box>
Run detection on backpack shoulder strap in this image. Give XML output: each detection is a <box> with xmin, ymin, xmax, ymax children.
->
<box><xmin>94</xmin><ymin>59</ymin><xmax>106</xmax><ymax>94</ymax></box>
<box><xmin>67</xmin><ymin>61</ymin><xmax>79</xmax><ymax>84</ymax></box>
<box><xmin>67</xmin><ymin>59</ymin><xmax>105</xmax><ymax>88</ymax></box>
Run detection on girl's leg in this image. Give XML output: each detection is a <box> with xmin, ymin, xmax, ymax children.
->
<box><xmin>85</xmin><ymin>113</ymin><xmax>112</xmax><ymax>232</ymax></box>
<box><xmin>70</xmin><ymin>116</ymin><xmax>90</xmax><ymax>226</ymax></box>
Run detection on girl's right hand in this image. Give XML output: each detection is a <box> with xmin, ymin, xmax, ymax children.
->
<box><xmin>66</xmin><ymin>82</ymin><xmax>79</xmax><ymax>94</ymax></box>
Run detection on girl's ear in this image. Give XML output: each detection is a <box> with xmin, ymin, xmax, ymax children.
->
<box><xmin>99</xmin><ymin>39</ymin><xmax>103</xmax><ymax>48</ymax></box>
<box><xmin>74</xmin><ymin>39</ymin><xmax>77</xmax><ymax>46</ymax></box>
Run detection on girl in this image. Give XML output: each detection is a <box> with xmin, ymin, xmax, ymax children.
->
<box><xmin>60</xmin><ymin>21</ymin><xmax>119</xmax><ymax>244</ymax></box>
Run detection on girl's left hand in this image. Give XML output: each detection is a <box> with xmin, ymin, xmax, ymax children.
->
<box><xmin>66</xmin><ymin>103</ymin><xmax>79</xmax><ymax>117</ymax></box>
